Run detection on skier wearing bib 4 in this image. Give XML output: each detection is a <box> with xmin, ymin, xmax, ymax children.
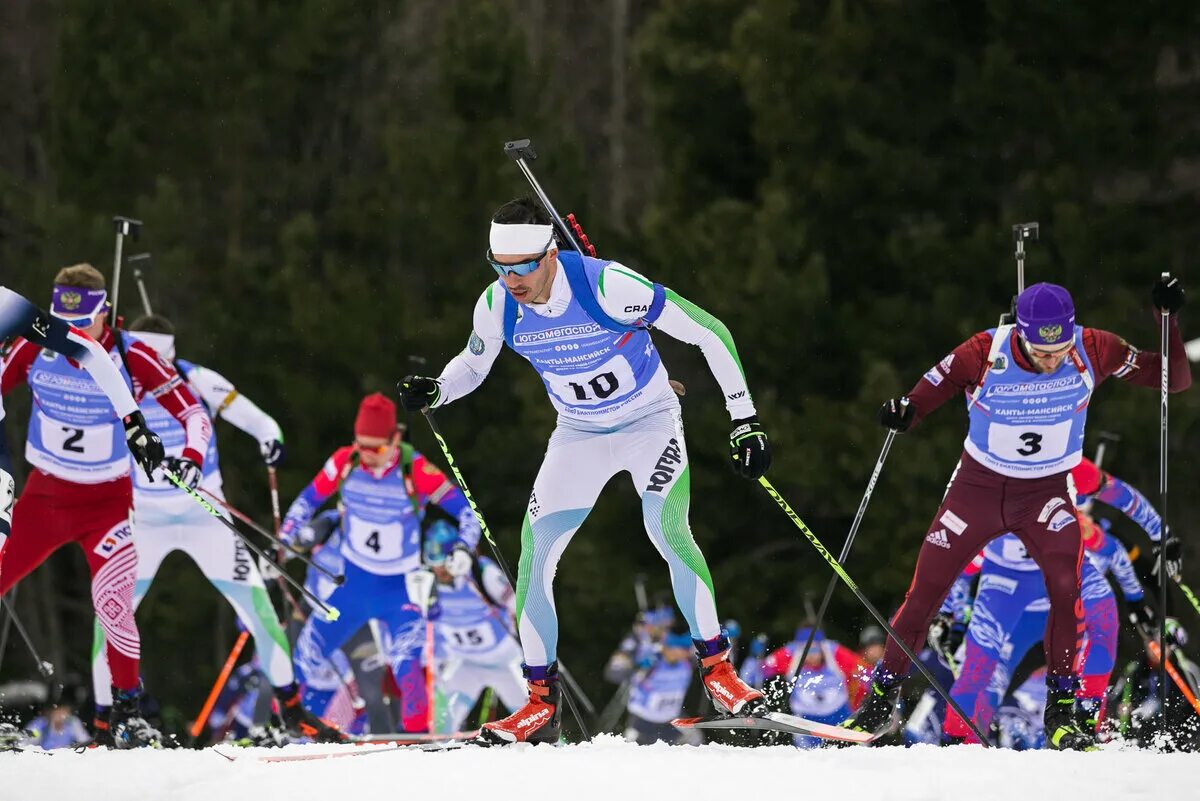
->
<box><xmin>281</xmin><ymin>393</ymin><xmax>479</xmax><ymax>733</ymax></box>
<box><xmin>1</xmin><ymin>264</ymin><xmax>206</xmax><ymax>748</ymax></box>
<box><xmin>0</xmin><ymin>285</ymin><xmax>163</xmax><ymax>567</ymax></box>
<box><xmin>850</xmin><ymin>278</ymin><xmax>1189</xmax><ymax>751</ymax></box>
<box><xmin>88</xmin><ymin>314</ymin><xmax>341</xmax><ymax>743</ymax></box>
<box><xmin>398</xmin><ymin>198</ymin><xmax>771</xmax><ymax>745</ymax></box>
<box><xmin>423</xmin><ymin>520</ymin><xmax>526</xmax><ymax>733</ymax></box>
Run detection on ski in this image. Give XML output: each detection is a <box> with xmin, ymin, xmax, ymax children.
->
<box><xmin>249</xmin><ymin>736</ymin><xmax>477</xmax><ymax>762</ymax></box>
<box><xmin>349</xmin><ymin>730</ymin><xmax>479</xmax><ymax>744</ymax></box>
<box><xmin>671</xmin><ymin>711</ymin><xmax>877</xmax><ymax>744</ymax></box>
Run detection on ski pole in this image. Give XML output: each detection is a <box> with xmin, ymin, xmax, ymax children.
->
<box><xmin>756</xmin><ymin>475</ymin><xmax>991</xmax><ymax>745</ymax></box>
<box><xmin>1143</xmin><ymin>635</ymin><xmax>1200</xmax><ymax>719</ymax></box>
<box><xmin>264</xmin><ymin>465</ymin><xmax>305</xmax><ymax>621</ymax></box>
<box><xmin>0</xmin><ymin>595</ymin><xmax>53</xmax><ymax>677</ymax></box>
<box><xmin>1175</xmin><ymin>578</ymin><xmax>1200</xmax><ymax>620</ymax></box>
<box><xmin>189</xmin><ymin>630</ymin><xmax>249</xmax><ymax>740</ymax></box>
<box><xmin>127</xmin><ymin>253</ymin><xmax>153</xmax><ymax>316</ymax></box>
<box><xmin>159</xmin><ymin>466</ymin><xmax>340</xmax><ymax>621</ymax></box>
<box><xmin>787</xmin><ymin>407</ymin><xmax>904</xmax><ymax>684</ymax></box>
<box><xmin>418</xmin><ymin>409</ymin><xmax>590</xmax><ymax>739</ymax></box>
<box><xmin>110</xmin><ymin>216</ymin><xmax>142</xmax><ymax>320</ymax></box>
<box><xmin>1012</xmin><ymin>222</ymin><xmax>1038</xmax><ymax>296</ymax></box>
<box><xmin>1158</xmin><ymin>272</ymin><xmax>1172</xmax><ymax>719</ymax></box>
<box><xmin>197</xmin><ymin>486</ymin><xmax>343</xmax><ymax>585</ymax></box>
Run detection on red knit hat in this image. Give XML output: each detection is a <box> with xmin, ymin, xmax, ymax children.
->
<box><xmin>355</xmin><ymin>393</ymin><xmax>397</xmax><ymax>438</ymax></box>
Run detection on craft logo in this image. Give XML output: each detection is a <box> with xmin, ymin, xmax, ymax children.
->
<box><xmin>1038</xmin><ymin>324</ymin><xmax>1063</xmax><ymax>343</ymax></box>
<box><xmin>60</xmin><ymin>291</ymin><xmax>82</xmax><ymax>311</ymax></box>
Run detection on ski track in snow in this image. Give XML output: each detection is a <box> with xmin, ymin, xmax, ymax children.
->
<box><xmin>1</xmin><ymin>736</ymin><xmax>1196</xmax><ymax>801</ymax></box>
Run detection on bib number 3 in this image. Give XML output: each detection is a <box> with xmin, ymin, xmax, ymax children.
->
<box><xmin>986</xmin><ymin>421</ymin><xmax>1070</xmax><ymax>462</ymax></box>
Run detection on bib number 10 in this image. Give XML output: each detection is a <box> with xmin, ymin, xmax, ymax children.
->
<box><xmin>544</xmin><ymin>357</ymin><xmax>637</xmax><ymax>408</ymax></box>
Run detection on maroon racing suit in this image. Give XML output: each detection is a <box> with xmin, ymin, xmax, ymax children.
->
<box><xmin>879</xmin><ymin>320</ymin><xmax>1190</xmax><ymax>683</ymax></box>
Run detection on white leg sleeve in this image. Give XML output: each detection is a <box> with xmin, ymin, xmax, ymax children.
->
<box><xmin>515</xmin><ymin>424</ymin><xmax>617</xmax><ymax>667</ymax></box>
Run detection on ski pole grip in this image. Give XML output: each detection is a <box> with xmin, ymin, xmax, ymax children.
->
<box><xmin>504</xmin><ymin>138</ymin><xmax>537</xmax><ymax>162</ymax></box>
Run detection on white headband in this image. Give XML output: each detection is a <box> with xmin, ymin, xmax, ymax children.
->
<box><xmin>489</xmin><ymin>222</ymin><xmax>554</xmax><ymax>256</ymax></box>
<box><xmin>132</xmin><ymin>331</ymin><xmax>176</xmax><ymax>362</ymax></box>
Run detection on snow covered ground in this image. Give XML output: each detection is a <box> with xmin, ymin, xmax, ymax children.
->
<box><xmin>2</xmin><ymin>735</ymin><xmax>1196</xmax><ymax>801</ymax></box>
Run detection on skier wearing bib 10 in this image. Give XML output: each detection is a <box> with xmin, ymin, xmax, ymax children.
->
<box><xmin>398</xmin><ymin>197</ymin><xmax>771</xmax><ymax>745</ymax></box>
<box><xmin>1</xmin><ymin>264</ymin><xmax>205</xmax><ymax>748</ymax></box>
<box><xmin>279</xmin><ymin>393</ymin><xmax>480</xmax><ymax>733</ymax></box>
<box><xmin>846</xmin><ymin>278</ymin><xmax>1190</xmax><ymax>750</ymax></box>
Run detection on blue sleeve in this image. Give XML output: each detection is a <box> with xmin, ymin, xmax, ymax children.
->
<box><xmin>433</xmin><ymin>485</ymin><xmax>481</xmax><ymax>550</ymax></box>
<box><xmin>1106</xmin><ymin>538</ymin><xmax>1145</xmax><ymax>602</ymax></box>
<box><xmin>939</xmin><ymin>570</ymin><xmax>974</xmax><ymax>622</ymax></box>
<box><xmin>1096</xmin><ymin>474</ymin><xmax>1162</xmax><ymax>542</ymax></box>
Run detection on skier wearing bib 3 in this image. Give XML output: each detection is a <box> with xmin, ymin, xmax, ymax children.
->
<box><xmin>280</xmin><ymin>393</ymin><xmax>480</xmax><ymax>733</ymax></box>
<box><xmin>398</xmin><ymin>198</ymin><xmax>771</xmax><ymax>745</ymax></box>
<box><xmin>0</xmin><ymin>285</ymin><xmax>163</xmax><ymax>568</ymax></box>
<box><xmin>1</xmin><ymin>264</ymin><xmax>207</xmax><ymax>748</ymax></box>
<box><xmin>847</xmin><ymin>278</ymin><xmax>1189</xmax><ymax>751</ymax></box>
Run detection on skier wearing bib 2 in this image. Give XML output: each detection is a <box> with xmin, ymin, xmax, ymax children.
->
<box><xmin>398</xmin><ymin>198</ymin><xmax>771</xmax><ymax>744</ymax></box>
<box><xmin>88</xmin><ymin>314</ymin><xmax>342</xmax><ymax>743</ymax></box>
<box><xmin>1</xmin><ymin>264</ymin><xmax>206</xmax><ymax>748</ymax></box>
<box><xmin>847</xmin><ymin>279</ymin><xmax>1189</xmax><ymax>750</ymax></box>
<box><xmin>0</xmin><ymin>285</ymin><xmax>163</xmax><ymax>571</ymax></box>
<box><xmin>280</xmin><ymin>393</ymin><xmax>480</xmax><ymax>732</ymax></box>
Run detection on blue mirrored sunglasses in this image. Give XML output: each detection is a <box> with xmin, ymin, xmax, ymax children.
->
<box><xmin>486</xmin><ymin>240</ymin><xmax>553</xmax><ymax>277</ymax></box>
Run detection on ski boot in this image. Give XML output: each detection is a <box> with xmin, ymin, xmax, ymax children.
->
<box><xmin>478</xmin><ymin>663</ymin><xmax>562</xmax><ymax>745</ymax></box>
<box><xmin>837</xmin><ymin>676</ymin><xmax>902</xmax><ymax>742</ymax></box>
<box><xmin>696</xmin><ymin>634</ymin><xmax>765</xmax><ymax>715</ymax></box>
<box><xmin>109</xmin><ymin>686</ymin><xmax>166</xmax><ymax>749</ymax></box>
<box><xmin>229</xmin><ymin>724</ymin><xmax>291</xmax><ymax>748</ymax></box>
<box><xmin>276</xmin><ymin>683</ymin><xmax>347</xmax><ymax>743</ymax></box>
<box><xmin>91</xmin><ymin>710</ymin><xmax>114</xmax><ymax>748</ymax></box>
<box><xmin>1044</xmin><ymin>683</ymin><xmax>1096</xmax><ymax>751</ymax></box>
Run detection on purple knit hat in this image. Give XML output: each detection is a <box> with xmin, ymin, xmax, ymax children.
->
<box><xmin>1016</xmin><ymin>282</ymin><xmax>1075</xmax><ymax>346</ymax></box>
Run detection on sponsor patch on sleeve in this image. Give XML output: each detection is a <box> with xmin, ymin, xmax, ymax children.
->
<box><xmin>923</xmin><ymin>367</ymin><xmax>944</xmax><ymax>387</ymax></box>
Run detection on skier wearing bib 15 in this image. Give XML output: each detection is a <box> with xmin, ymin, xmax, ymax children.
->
<box><xmin>846</xmin><ymin>278</ymin><xmax>1190</xmax><ymax>751</ymax></box>
<box><xmin>398</xmin><ymin>198</ymin><xmax>771</xmax><ymax>745</ymax></box>
<box><xmin>1</xmin><ymin>265</ymin><xmax>205</xmax><ymax>748</ymax></box>
<box><xmin>0</xmin><ymin>285</ymin><xmax>163</xmax><ymax>569</ymax></box>
<box><xmin>280</xmin><ymin>393</ymin><xmax>480</xmax><ymax>733</ymax></box>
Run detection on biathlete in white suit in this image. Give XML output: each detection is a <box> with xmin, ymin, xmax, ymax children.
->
<box><xmin>89</xmin><ymin>314</ymin><xmax>341</xmax><ymax>742</ymax></box>
<box><xmin>280</xmin><ymin>393</ymin><xmax>480</xmax><ymax>733</ymax></box>
<box><xmin>423</xmin><ymin>520</ymin><xmax>526</xmax><ymax>733</ymax></box>
<box><xmin>399</xmin><ymin>198</ymin><xmax>772</xmax><ymax>744</ymax></box>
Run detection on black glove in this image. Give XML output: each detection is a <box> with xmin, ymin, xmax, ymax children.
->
<box><xmin>729</xmin><ymin>416</ymin><xmax>771</xmax><ymax>479</ymax></box>
<box><xmin>123</xmin><ymin>411</ymin><xmax>165</xmax><ymax>480</ymax></box>
<box><xmin>877</xmin><ymin>397</ymin><xmax>914</xmax><ymax>432</ymax></box>
<box><xmin>1129</xmin><ymin>602</ymin><xmax>1156</xmax><ymax>633</ymax></box>
<box><xmin>927</xmin><ymin>612</ymin><xmax>965</xmax><ymax>659</ymax></box>
<box><xmin>1152</xmin><ymin>534</ymin><xmax>1183</xmax><ymax>580</ymax></box>
<box><xmin>163</xmin><ymin>456</ymin><xmax>202</xmax><ymax>489</ymax></box>
<box><xmin>1152</xmin><ymin>274</ymin><xmax>1185</xmax><ymax>314</ymax></box>
<box><xmin>397</xmin><ymin>375</ymin><xmax>441</xmax><ymax>412</ymax></box>
<box><xmin>260</xmin><ymin>438</ymin><xmax>285</xmax><ymax>467</ymax></box>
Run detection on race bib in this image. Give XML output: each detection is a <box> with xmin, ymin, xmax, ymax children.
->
<box><xmin>986</xmin><ymin>420</ymin><xmax>1072</xmax><ymax>462</ymax></box>
<box><xmin>442</xmin><ymin>623</ymin><xmax>497</xmax><ymax>653</ymax></box>
<box><xmin>38</xmin><ymin>413</ymin><xmax>114</xmax><ymax>464</ymax></box>
<box><xmin>345</xmin><ymin>516</ymin><xmax>408</xmax><ymax>562</ymax></box>
<box><xmin>542</xmin><ymin>356</ymin><xmax>637</xmax><ymax>408</ymax></box>
<box><xmin>1001</xmin><ymin>538</ymin><xmax>1029</xmax><ymax>564</ymax></box>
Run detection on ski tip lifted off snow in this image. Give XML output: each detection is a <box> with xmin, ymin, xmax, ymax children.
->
<box><xmin>671</xmin><ymin>712</ymin><xmax>876</xmax><ymax>745</ymax></box>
